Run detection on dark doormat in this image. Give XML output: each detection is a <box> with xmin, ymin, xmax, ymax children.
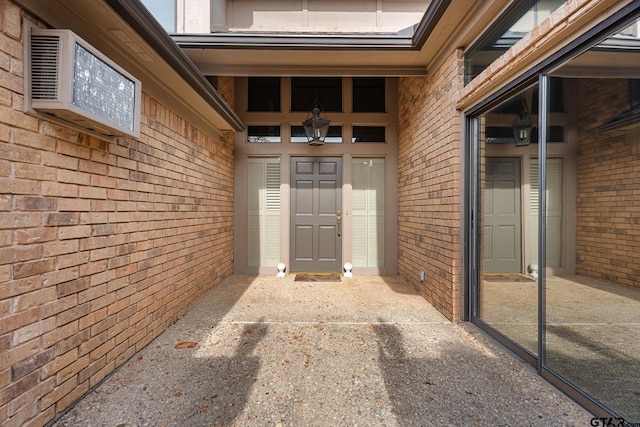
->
<box><xmin>484</xmin><ymin>273</ymin><xmax>535</xmax><ymax>282</ymax></box>
<box><xmin>294</xmin><ymin>273</ymin><xmax>342</xmax><ymax>282</ymax></box>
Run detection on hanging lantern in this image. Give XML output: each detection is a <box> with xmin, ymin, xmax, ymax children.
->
<box><xmin>512</xmin><ymin>98</ymin><xmax>533</xmax><ymax>146</ymax></box>
<box><xmin>302</xmin><ymin>106</ymin><xmax>331</xmax><ymax>146</ymax></box>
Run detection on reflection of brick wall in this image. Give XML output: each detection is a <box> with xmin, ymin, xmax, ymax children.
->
<box><xmin>397</xmin><ymin>50</ymin><xmax>464</xmax><ymax>320</ymax></box>
<box><xmin>576</xmin><ymin>79</ymin><xmax>640</xmax><ymax>289</ymax></box>
<box><xmin>0</xmin><ymin>4</ymin><xmax>234</xmax><ymax>426</ymax></box>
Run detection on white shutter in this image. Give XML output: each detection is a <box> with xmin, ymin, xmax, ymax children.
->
<box><xmin>530</xmin><ymin>158</ymin><xmax>562</xmax><ymax>268</ymax></box>
<box><xmin>530</xmin><ymin>160</ymin><xmax>539</xmax><ymax>265</ymax></box>
<box><xmin>247</xmin><ymin>158</ymin><xmax>281</xmax><ymax>267</ymax></box>
<box><xmin>264</xmin><ymin>160</ymin><xmax>281</xmax><ymax>266</ymax></box>
<box><xmin>545</xmin><ymin>159</ymin><xmax>563</xmax><ymax>268</ymax></box>
<box><xmin>352</xmin><ymin>160</ymin><xmax>368</xmax><ymax>266</ymax></box>
<box><xmin>247</xmin><ymin>159</ymin><xmax>264</xmax><ymax>266</ymax></box>
<box><xmin>351</xmin><ymin>158</ymin><xmax>384</xmax><ymax>267</ymax></box>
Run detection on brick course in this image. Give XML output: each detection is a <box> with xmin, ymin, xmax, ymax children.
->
<box><xmin>397</xmin><ymin>50</ymin><xmax>464</xmax><ymax>321</ymax></box>
<box><xmin>0</xmin><ymin>3</ymin><xmax>235</xmax><ymax>425</ymax></box>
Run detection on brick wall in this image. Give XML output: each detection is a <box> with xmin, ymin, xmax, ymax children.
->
<box><xmin>576</xmin><ymin>78</ymin><xmax>640</xmax><ymax>288</ymax></box>
<box><xmin>397</xmin><ymin>50</ymin><xmax>464</xmax><ymax>320</ymax></box>
<box><xmin>0</xmin><ymin>3</ymin><xmax>235</xmax><ymax>426</ymax></box>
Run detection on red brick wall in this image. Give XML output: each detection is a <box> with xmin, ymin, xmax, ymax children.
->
<box><xmin>397</xmin><ymin>50</ymin><xmax>464</xmax><ymax>320</ymax></box>
<box><xmin>576</xmin><ymin>78</ymin><xmax>640</xmax><ymax>288</ymax></box>
<box><xmin>0</xmin><ymin>4</ymin><xmax>235</xmax><ymax>425</ymax></box>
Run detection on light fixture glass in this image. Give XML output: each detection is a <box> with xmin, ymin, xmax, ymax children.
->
<box><xmin>513</xmin><ymin>119</ymin><xmax>533</xmax><ymax>145</ymax></box>
<box><xmin>512</xmin><ymin>98</ymin><xmax>532</xmax><ymax>146</ymax></box>
<box><xmin>302</xmin><ymin>105</ymin><xmax>331</xmax><ymax>145</ymax></box>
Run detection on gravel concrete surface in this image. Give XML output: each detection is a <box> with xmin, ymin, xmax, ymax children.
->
<box><xmin>51</xmin><ymin>275</ymin><xmax>593</xmax><ymax>427</ymax></box>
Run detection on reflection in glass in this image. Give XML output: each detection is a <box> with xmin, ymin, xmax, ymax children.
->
<box><xmin>464</xmin><ymin>0</ymin><xmax>564</xmax><ymax>84</ymax></box>
<box><xmin>247</xmin><ymin>126</ymin><xmax>281</xmax><ymax>143</ymax></box>
<box><xmin>291</xmin><ymin>125</ymin><xmax>342</xmax><ymax>143</ymax></box>
<box><xmin>476</xmin><ymin>84</ymin><xmax>539</xmax><ymax>356</ymax></box>
<box><xmin>352</xmin><ymin>126</ymin><xmax>385</xmax><ymax>143</ymax></box>
<box><xmin>544</xmin><ymin>18</ymin><xmax>640</xmax><ymax>422</ymax></box>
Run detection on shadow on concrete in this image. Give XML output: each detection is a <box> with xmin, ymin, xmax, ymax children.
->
<box><xmin>379</xmin><ymin>274</ymin><xmax>422</xmax><ymax>295</ymax></box>
<box><xmin>546</xmin><ymin>324</ymin><xmax>640</xmax><ymax>423</ymax></box>
<box><xmin>370</xmin><ymin>318</ymin><xmax>579</xmax><ymax>426</ymax></box>
<box><xmin>174</xmin><ymin>275</ymin><xmax>260</xmax><ymax>341</ymax></box>
<box><xmin>181</xmin><ymin>320</ymin><xmax>268</xmax><ymax>426</ymax></box>
<box><xmin>371</xmin><ymin>319</ymin><xmax>479</xmax><ymax>426</ymax></box>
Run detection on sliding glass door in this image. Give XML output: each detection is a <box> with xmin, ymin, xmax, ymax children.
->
<box><xmin>473</xmin><ymin>84</ymin><xmax>540</xmax><ymax>358</ymax></box>
<box><xmin>469</xmin><ymin>13</ymin><xmax>640</xmax><ymax>422</ymax></box>
<box><xmin>542</xmin><ymin>18</ymin><xmax>640</xmax><ymax>423</ymax></box>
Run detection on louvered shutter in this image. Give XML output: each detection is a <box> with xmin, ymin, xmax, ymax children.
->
<box><xmin>247</xmin><ymin>158</ymin><xmax>281</xmax><ymax>266</ymax></box>
<box><xmin>530</xmin><ymin>158</ymin><xmax>562</xmax><ymax>268</ymax></box>
<box><xmin>352</xmin><ymin>158</ymin><xmax>385</xmax><ymax>267</ymax></box>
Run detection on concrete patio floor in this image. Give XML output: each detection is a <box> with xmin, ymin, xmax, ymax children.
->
<box><xmin>52</xmin><ymin>275</ymin><xmax>592</xmax><ymax>426</ymax></box>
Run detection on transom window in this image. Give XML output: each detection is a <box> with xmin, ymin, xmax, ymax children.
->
<box><xmin>247</xmin><ymin>125</ymin><xmax>281</xmax><ymax>143</ymax></box>
<box><xmin>246</xmin><ymin>77</ymin><xmax>389</xmax><ymax>144</ymax></box>
<box><xmin>248</xmin><ymin>77</ymin><xmax>281</xmax><ymax>112</ymax></box>
<box><xmin>290</xmin><ymin>77</ymin><xmax>342</xmax><ymax>112</ymax></box>
<box><xmin>353</xmin><ymin>126</ymin><xmax>385</xmax><ymax>143</ymax></box>
<box><xmin>353</xmin><ymin>77</ymin><xmax>385</xmax><ymax>112</ymax></box>
<box><xmin>291</xmin><ymin>125</ymin><xmax>343</xmax><ymax>143</ymax></box>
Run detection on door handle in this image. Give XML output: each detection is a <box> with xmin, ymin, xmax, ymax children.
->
<box><xmin>336</xmin><ymin>210</ymin><xmax>342</xmax><ymax>237</ymax></box>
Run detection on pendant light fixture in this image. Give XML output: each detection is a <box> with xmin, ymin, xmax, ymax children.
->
<box><xmin>302</xmin><ymin>99</ymin><xmax>331</xmax><ymax>146</ymax></box>
<box><xmin>512</xmin><ymin>98</ymin><xmax>533</xmax><ymax>146</ymax></box>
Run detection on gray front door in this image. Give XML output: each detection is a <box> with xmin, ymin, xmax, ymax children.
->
<box><xmin>290</xmin><ymin>157</ymin><xmax>342</xmax><ymax>272</ymax></box>
<box><xmin>483</xmin><ymin>157</ymin><xmax>522</xmax><ymax>273</ymax></box>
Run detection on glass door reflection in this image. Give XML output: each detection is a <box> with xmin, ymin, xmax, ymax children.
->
<box><xmin>543</xmin><ymin>18</ymin><xmax>640</xmax><ymax>422</ymax></box>
<box><xmin>476</xmin><ymin>84</ymin><xmax>540</xmax><ymax>356</ymax></box>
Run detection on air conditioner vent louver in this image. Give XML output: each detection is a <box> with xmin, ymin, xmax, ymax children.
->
<box><xmin>30</xmin><ymin>35</ymin><xmax>61</xmax><ymax>100</ymax></box>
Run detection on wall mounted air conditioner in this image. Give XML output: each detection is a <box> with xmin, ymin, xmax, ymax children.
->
<box><xmin>25</xmin><ymin>26</ymin><xmax>141</xmax><ymax>138</ymax></box>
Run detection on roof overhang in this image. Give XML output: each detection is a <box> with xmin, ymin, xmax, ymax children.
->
<box><xmin>14</xmin><ymin>0</ymin><xmax>244</xmax><ymax>133</ymax></box>
<box><xmin>174</xmin><ymin>0</ymin><xmax>511</xmax><ymax>77</ymax></box>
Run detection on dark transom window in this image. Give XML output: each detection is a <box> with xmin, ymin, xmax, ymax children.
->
<box><xmin>248</xmin><ymin>77</ymin><xmax>281</xmax><ymax>112</ymax></box>
<box><xmin>247</xmin><ymin>125</ymin><xmax>281</xmax><ymax>143</ymax></box>
<box><xmin>291</xmin><ymin>77</ymin><xmax>342</xmax><ymax>112</ymax></box>
<box><xmin>353</xmin><ymin>77</ymin><xmax>385</xmax><ymax>112</ymax></box>
<box><xmin>291</xmin><ymin>125</ymin><xmax>342</xmax><ymax>143</ymax></box>
<box><xmin>352</xmin><ymin>126</ymin><xmax>385</xmax><ymax>143</ymax></box>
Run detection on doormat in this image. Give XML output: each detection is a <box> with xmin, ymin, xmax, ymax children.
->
<box><xmin>484</xmin><ymin>273</ymin><xmax>535</xmax><ymax>283</ymax></box>
<box><xmin>294</xmin><ymin>273</ymin><xmax>342</xmax><ymax>282</ymax></box>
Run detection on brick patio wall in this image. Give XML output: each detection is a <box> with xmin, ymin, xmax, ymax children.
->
<box><xmin>397</xmin><ymin>50</ymin><xmax>464</xmax><ymax>321</ymax></box>
<box><xmin>0</xmin><ymin>4</ymin><xmax>235</xmax><ymax>426</ymax></box>
<box><xmin>576</xmin><ymin>78</ymin><xmax>640</xmax><ymax>289</ymax></box>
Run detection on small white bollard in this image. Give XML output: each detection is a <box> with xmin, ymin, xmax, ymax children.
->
<box><xmin>343</xmin><ymin>262</ymin><xmax>353</xmax><ymax>278</ymax></box>
<box><xmin>276</xmin><ymin>262</ymin><xmax>286</xmax><ymax>277</ymax></box>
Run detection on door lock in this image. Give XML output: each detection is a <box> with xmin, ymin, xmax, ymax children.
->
<box><xmin>336</xmin><ymin>210</ymin><xmax>342</xmax><ymax>237</ymax></box>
